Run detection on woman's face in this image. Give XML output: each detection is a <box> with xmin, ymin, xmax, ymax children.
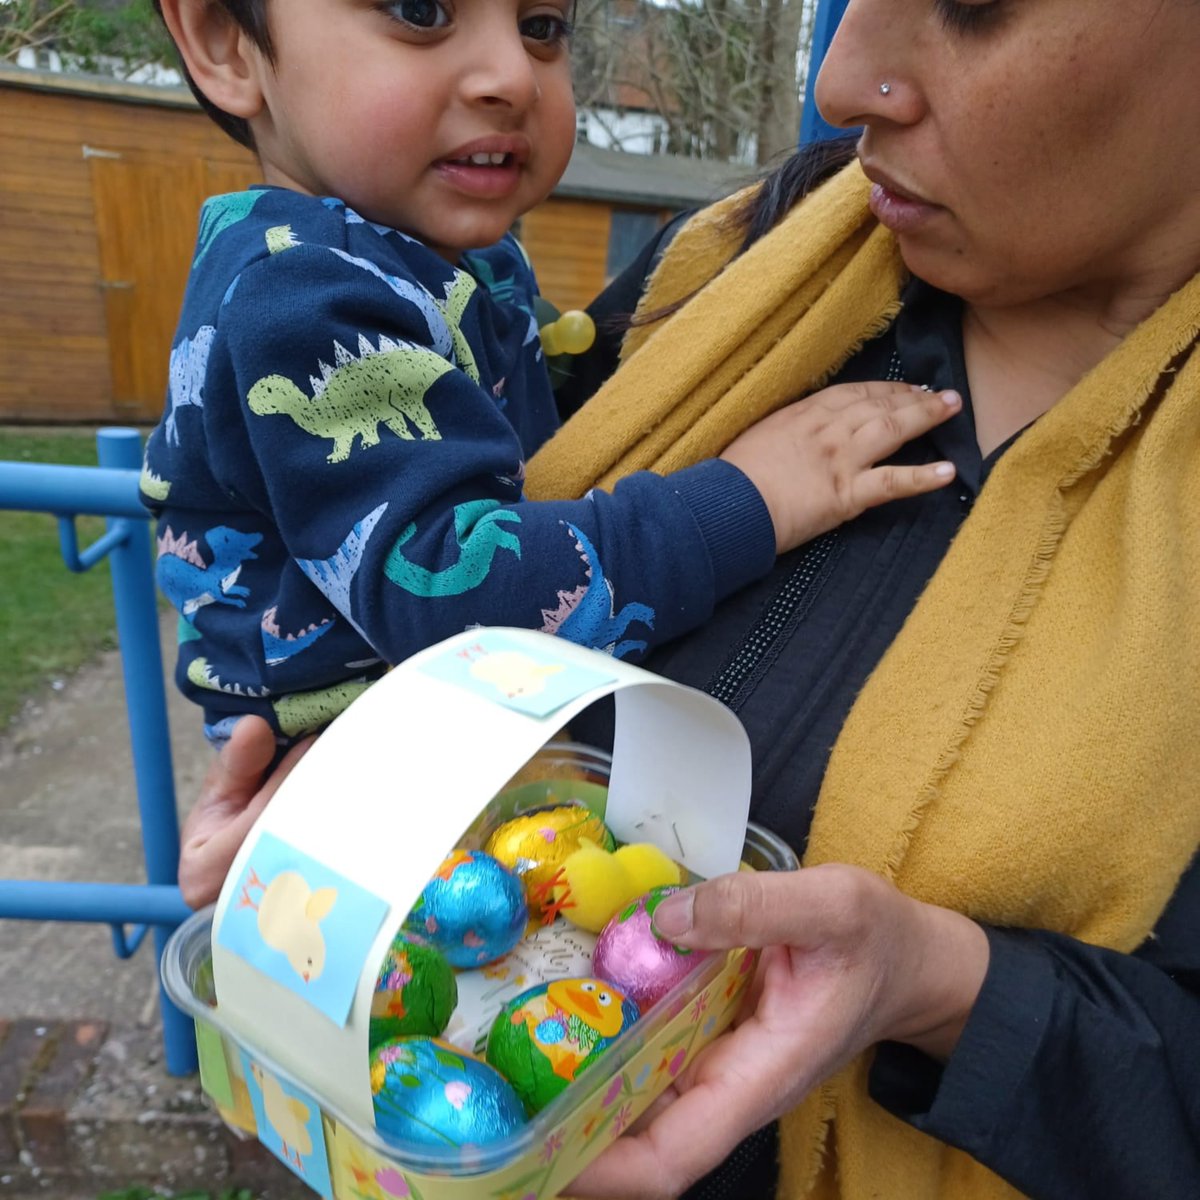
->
<box><xmin>814</xmin><ymin>0</ymin><xmax>1200</xmax><ymax>307</ymax></box>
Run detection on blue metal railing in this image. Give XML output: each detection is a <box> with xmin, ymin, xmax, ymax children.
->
<box><xmin>801</xmin><ymin>0</ymin><xmax>853</xmax><ymax>146</ymax></box>
<box><xmin>0</xmin><ymin>427</ymin><xmax>196</xmax><ymax>1076</ymax></box>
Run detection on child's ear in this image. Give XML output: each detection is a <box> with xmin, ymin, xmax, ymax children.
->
<box><xmin>159</xmin><ymin>0</ymin><xmax>267</xmax><ymax>121</ymax></box>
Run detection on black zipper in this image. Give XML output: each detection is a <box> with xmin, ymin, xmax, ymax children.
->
<box><xmin>703</xmin><ymin>530</ymin><xmax>840</xmax><ymax>712</ymax></box>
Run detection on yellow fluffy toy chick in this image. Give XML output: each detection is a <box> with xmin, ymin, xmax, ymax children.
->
<box><xmin>548</xmin><ymin>842</ymin><xmax>683</xmax><ymax>933</ymax></box>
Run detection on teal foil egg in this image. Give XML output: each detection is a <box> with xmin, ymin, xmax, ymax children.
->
<box><xmin>486</xmin><ymin>978</ymin><xmax>640</xmax><ymax>1113</ymax></box>
<box><xmin>369</xmin><ymin>935</ymin><xmax>457</xmax><ymax>1050</ymax></box>
<box><xmin>370</xmin><ymin>1037</ymin><xmax>526</xmax><ymax>1149</ymax></box>
<box><xmin>404</xmin><ymin>849</ymin><xmax>528</xmax><ymax>968</ymax></box>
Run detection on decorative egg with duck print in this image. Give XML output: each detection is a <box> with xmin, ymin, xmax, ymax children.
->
<box><xmin>404</xmin><ymin>849</ymin><xmax>527</xmax><ymax>968</ymax></box>
<box><xmin>369</xmin><ymin>934</ymin><xmax>457</xmax><ymax>1050</ymax></box>
<box><xmin>485</xmin><ymin>977</ymin><xmax>640</xmax><ymax>1114</ymax></box>
<box><xmin>593</xmin><ymin>886</ymin><xmax>711</xmax><ymax>1010</ymax></box>
<box><xmin>370</xmin><ymin>1036</ymin><xmax>526</xmax><ymax>1149</ymax></box>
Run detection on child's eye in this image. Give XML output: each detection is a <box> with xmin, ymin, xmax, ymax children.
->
<box><xmin>520</xmin><ymin>12</ymin><xmax>573</xmax><ymax>46</ymax></box>
<box><xmin>386</xmin><ymin>0</ymin><xmax>451</xmax><ymax>30</ymax></box>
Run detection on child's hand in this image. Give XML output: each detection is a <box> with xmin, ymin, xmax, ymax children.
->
<box><xmin>178</xmin><ymin>716</ymin><xmax>314</xmax><ymax>909</ymax></box>
<box><xmin>720</xmin><ymin>382</ymin><xmax>961</xmax><ymax>553</ymax></box>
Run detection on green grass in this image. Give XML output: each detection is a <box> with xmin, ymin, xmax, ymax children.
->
<box><xmin>0</xmin><ymin>429</ymin><xmax>120</xmax><ymax>726</ymax></box>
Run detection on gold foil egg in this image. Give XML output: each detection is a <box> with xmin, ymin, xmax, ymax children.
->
<box><xmin>485</xmin><ymin>806</ymin><xmax>614</xmax><ymax>919</ymax></box>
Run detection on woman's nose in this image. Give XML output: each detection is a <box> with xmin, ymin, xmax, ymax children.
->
<box><xmin>813</xmin><ymin>0</ymin><xmax>922</xmax><ymax>130</ymax></box>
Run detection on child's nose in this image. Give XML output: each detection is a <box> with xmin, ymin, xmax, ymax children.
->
<box><xmin>462</xmin><ymin>34</ymin><xmax>541</xmax><ymax>113</ymax></box>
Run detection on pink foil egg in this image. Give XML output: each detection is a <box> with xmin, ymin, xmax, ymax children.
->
<box><xmin>592</xmin><ymin>886</ymin><xmax>710</xmax><ymax>1010</ymax></box>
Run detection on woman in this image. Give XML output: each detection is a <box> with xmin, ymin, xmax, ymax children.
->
<box><xmin>183</xmin><ymin>0</ymin><xmax>1200</xmax><ymax>1195</ymax></box>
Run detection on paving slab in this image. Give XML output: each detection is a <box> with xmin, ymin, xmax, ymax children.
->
<box><xmin>0</xmin><ymin>613</ymin><xmax>309</xmax><ymax>1198</ymax></box>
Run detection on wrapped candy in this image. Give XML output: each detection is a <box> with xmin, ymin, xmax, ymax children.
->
<box><xmin>405</xmin><ymin>849</ymin><xmax>527</xmax><ymax>968</ymax></box>
<box><xmin>592</xmin><ymin>886</ymin><xmax>710</xmax><ymax>1010</ymax></box>
<box><xmin>370</xmin><ymin>1036</ymin><xmax>525</xmax><ymax>1148</ymax></box>
<box><xmin>369</xmin><ymin>934</ymin><xmax>457</xmax><ymax>1049</ymax></box>
<box><xmin>486</xmin><ymin>978</ymin><xmax>639</xmax><ymax>1114</ymax></box>
<box><xmin>484</xmin><ymin>806</ymin><xmax>614</xmax><ymax>917</ymax></box>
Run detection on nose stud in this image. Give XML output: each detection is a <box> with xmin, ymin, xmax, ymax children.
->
<box><xmin>879</xmin><ymin>82</ymin><xmax>892</xmax><ymax>96</ymax></box>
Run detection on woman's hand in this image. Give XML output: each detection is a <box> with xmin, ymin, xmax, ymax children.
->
<box><xmin>568</xmin><ymin>864</ymin><xmax>990</xmax><ymax>1200</ymax></box>
<box><xmin>177</xmin><ymin>715</ymin><xmax>313</xmax><ymax>909</ymax></box>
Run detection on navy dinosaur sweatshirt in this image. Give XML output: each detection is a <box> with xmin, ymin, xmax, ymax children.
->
<box><xmin>140</xmin><ymin>187</ymin><xmax>774</xmax><ymax>745</ymax></box>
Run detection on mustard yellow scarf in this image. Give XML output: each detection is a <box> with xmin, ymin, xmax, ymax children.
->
<box><xmin>527</xmin><ymin>162</ymin><xmax>1200</xmax><ymax>1199</ymax></box>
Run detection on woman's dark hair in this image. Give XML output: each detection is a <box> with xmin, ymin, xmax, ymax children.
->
<box><xmin>152</xmin><ymin>1</ymin><xmax>275</xmax><ymax>150</ymax></box>
<box><xmin>629</xmin><ymin>135</ymin><xmax>859</xmax><ymax>329</ymax></box>
<box><xmin>734</xmin><ymin>135</ymin><xmax>859</xmax><ymax>253</ymax></box>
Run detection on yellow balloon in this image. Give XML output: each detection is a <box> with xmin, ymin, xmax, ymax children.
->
<box><xmin>539</xmin><ymin>321</ymin><xmax>562</xmax><ymax>357</ymax></box>
<box><xmin>555</xmin><ymin>310</ymin><xmax>596</xmax><ymax>355</ymax></box>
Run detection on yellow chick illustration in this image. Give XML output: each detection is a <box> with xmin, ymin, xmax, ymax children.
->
<box><xmin>469</xmin><ymin>650</ymin><xmax>565</xmax><ymax>699</ymax></box>
<box><xmin>550</xmin><ymin>842</ymin><xmax>682</xmax><ymax>933</ymax></box>
<box><xmin>237</xmin><ymin>866</ymin><xmax>338</xmax><ymax>983</ymax></box>
<box><xmin>250</xmin><ymin>1062</ymin><xmax>313</xmax><ymax>1168</ymax></box>
<box><xmin>547</xmin><ymin>978</ymin><xmax>627</xmax><ymax>1038</ymax></box>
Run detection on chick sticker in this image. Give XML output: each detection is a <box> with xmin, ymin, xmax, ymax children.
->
<box><xmin>420</xmin><ymin>633</ymin><xmax>614</xmax><ymax>718</ymax></box>
<box><xmin>219</xmin><ymin>832</ymin><xmax>389</xmax><ymax>1025</ymax></box>
<box><xmin>240</xmin><ymin>1050</ymin><xmax>333</xmax><ymax>1198</ymax></box>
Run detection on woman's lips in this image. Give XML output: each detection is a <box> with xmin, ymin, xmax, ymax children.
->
<box><xmin>867</xmin><ymin>181</ymin><xmax>941</xmax><ymax>234</ymax></box>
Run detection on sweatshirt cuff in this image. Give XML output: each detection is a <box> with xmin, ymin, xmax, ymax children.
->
<box><xmin>667</xmin><ymin>459</ymin><xmax>776</xmax><ymax>601</ymax></box>
<box><xmin>868</xmin><ymin>927</ymin><xmax>1056</xmax><ymax>1154</ymax></box>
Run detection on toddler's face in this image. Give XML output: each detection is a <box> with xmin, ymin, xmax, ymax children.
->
<box><xmin>247</xmin><ymin>0</ymin><xmax>576</xmax><ymax>261</ymax></box>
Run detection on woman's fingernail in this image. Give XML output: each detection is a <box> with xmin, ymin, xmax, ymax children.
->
<box><xmin>934</xmin><ymin>462</ymin><xmax>955</xmax><ymax>478</ymax></box>
<box><xmin>651</xmin><ymin>890</ymin><xmax>694</xmax><ymax>938</ymax></box>
<box><xmin>941</xmin><ymin>390</ymin><xmax>961</xmax><ymax>406</ymax></box>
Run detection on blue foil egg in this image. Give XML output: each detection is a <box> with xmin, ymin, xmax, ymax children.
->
<box><xmin>370</xmin><ymin>1036</ymin><xmax>526</xmax><ymax>1149</ymax></box>
<box><xmin>404</xmin><ymin>850</ymin><xmax>528</xmax><ymax>968</ymax></box>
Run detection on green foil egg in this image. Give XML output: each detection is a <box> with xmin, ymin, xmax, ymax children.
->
<box><xmin>485</xmin><ymin>977</ymin><xmax>639</xmax><ymax>1113</ymax></box>
<box><xmin>369</xmin><ymin>935</ymin><xmax>457</xmax><ymax>1050</ymax></box>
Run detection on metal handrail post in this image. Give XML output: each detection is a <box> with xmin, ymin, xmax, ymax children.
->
<box><xmin>800</xmin><ymin>0</ymin><xmax>853</xmax><ymax>145</ymax></box>
<box><xmin>95</xmin><ymin>428</ymin><xmax>197</xmax><ymax>1076</ymax></box>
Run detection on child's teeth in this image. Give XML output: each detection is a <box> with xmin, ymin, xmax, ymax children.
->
<box><xmin>465</xmin><ymin>152</ymin><xmax>509</xmax><ymax>165</ymax></box>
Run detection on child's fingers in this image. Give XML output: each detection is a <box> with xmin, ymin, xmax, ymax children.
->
<box><xmin>850</xmin><ymin>460</ymin><xmax>957</xmax><ymax>513</ymax></box>
<box><xmin>847</xmin><ymin>389</ymin><xmax>961</xmax><ymax>459</ymax></box>
<box><xmin>813</xmin><ymin>380</ymin><xmax>930</xmax><ymax>412</ymax></box>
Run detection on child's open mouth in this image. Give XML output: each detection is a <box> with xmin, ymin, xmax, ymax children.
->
<box><xmin>434</xmin><ymin>144</ymin><xmax>526</xmax><ymax>199</ymax></box>
<box><xmin>444</xmin><ymin>152</ymin><xmax>516</xmax><ymax>168</ymax></box>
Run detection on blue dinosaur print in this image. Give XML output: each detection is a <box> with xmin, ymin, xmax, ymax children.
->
<box><xmin>539</xmin><ymin>522</ymin><xmax>655</xmax><ymax>658</ymax></box>
<box><xmin>296</xmin><ymin>502</ymin><xmax>388</xmax><ymax>640</ymax></box>
<box><xmin>384</xmin><ymin>500</ymin><xmax>521</xmax><ymax>597</ymax></box>
<box><xmin>157</xmin><ymin>526</ymin><xmax>263</xmax><ymax>623</ymax></box>
<box><xmin>260</xmin><ymin>606</ymin><xmax>336</xmax><ymax>666</ymax></box>
<box><xmin>326</xmin><ymin>248</ymin><xmax>454</xmax><ymax>359</ymax></box>
<box><xmin>194</xmin><ymin>191</ymin><xmax>266</xmax><ymax>266</ymax></box>
<box><xmin>165</xmin><ymin>325</ymin><xmax>215</xmax><ymax>445</ymax></box>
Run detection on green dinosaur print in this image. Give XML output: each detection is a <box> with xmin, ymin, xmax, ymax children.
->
<box><xmin>139</xmin><ymin>463</ymin><xmax>170</xmax><ymax>501</ymax></box>
<box><xmin>435</xmin><ymin>271</ymin><xmax>480</xmax><ymax>383</ymax></box>
<box><xmin>194</xmin><ymin>191</ymin><xmax>266</xmax><ymax>266</ymax></box>
<box><xmin>384</xmin><ymin>500</ymin><xmax>521</xmax><ymax>597</ymax></box>
<box><xmin>265</xmin><ymin>224</ymin><xmax>299</xmax><ymax>255</ymax></box>
<box><xmin>247</xmin><ymin>337</ymin><xmax>450</xmax><ymax>463</ymax></box>
<box><xmin>272</xmin><ymin>679</ymin><xmax>372</xmax><ymax>738</ymax></box>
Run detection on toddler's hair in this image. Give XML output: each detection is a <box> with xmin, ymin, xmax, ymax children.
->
<box><xmin>152</xmin><ymin>0</ymin><xmax>274</xmax><ymax>150</ymax></box>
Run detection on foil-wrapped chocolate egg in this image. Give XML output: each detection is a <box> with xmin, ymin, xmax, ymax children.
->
<box><xmin>371</xmin><ymin>1036</ymin><xmax>526</xmax><ymax>1149</ymax></box>
<box><xmin>486</xmin><ymin>978</ymin><xmax>639</xmax><ymax>1113</ymax></box>
<box><xmin>484</xmin><ymin>806</ymin><xmax>614</xmax><ymax>916</ymax></box>
<box><xmin>593</xmin><ymin>886</ymin><xmax>710</xmax><ymax>1010</ymax></box>
<box><xmin>369</xmin><ymin>934</ymin><xmax>457</xmax><ymax>1050</ymax></box>
<box><xmin>404</xmin><ymin>849</ymin><xmax>527</xmax><ymax>968</ymax></box>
